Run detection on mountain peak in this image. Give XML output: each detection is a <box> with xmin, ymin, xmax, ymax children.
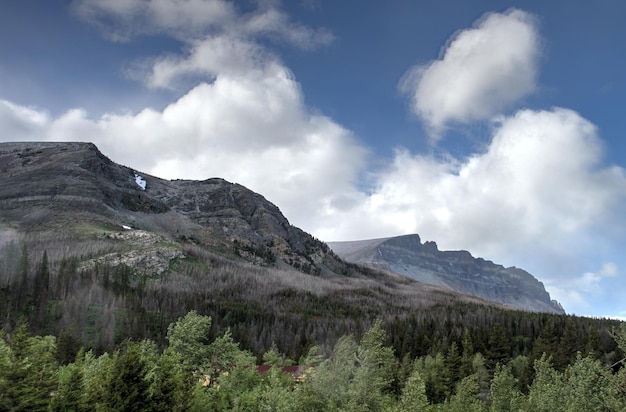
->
<box><xmin>329</xmin><ymin>235</ymin><xmax>564</xmax><ymax>314</ymax></box>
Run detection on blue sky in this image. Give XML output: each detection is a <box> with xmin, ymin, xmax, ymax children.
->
<box><xmin>1</xmin><ymin>0</ymin><xmax>625</xmax><ymax>319</ymax></box>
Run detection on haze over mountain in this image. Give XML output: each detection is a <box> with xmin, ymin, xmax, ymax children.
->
<box><xmin>329</xmin><ymin>235</ymin><xmax>563</xmax><ymax>314</ymax></box>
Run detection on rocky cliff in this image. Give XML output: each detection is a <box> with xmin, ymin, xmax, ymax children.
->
<box><xmin>328</xmin><ymin>234</ymin><xmax>564</xmax><ymax>314</ymax></box>
<box><xmin>0</xmin><ymin>141</ymin><xmax>327</xmax><ymax>272</ymax></box>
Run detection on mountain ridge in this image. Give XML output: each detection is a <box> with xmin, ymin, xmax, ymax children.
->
<box><xmin>329</xmin><ymin>234</ymin><xmax>564</xmax><ymax>314</ymax></box>
<box><xmin>2</xmin><ymin>141</ymin><xmax>513</xmax><ymax>353</ymax></box>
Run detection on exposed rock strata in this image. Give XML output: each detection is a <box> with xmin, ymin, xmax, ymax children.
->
<box><xmin>329</xmin><ymin>235</ymin><xmax>564</xmax><ymax>314</ymax></box>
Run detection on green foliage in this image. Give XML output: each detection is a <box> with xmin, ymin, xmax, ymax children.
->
<box><xmin>294</xmin><ymin>335</ymin><xmax>358</xmax><ymax>411</ymax></box>
<box><xmin>81</xmin><ymin>350</ymin><xmax>115</xmax><ymax>410</ymax></box>
<box><xmin>263</xmin><ymin>343</ymin><xmax>283</xmax><ymax>367</ymax></box>
<box><xmin>447</xmin><ymin>374</ymin><xmax>485</xmax><ymax>412</ymax></box>
<box><xmin>489</xmin><ymin>364</ymin><xmax>522</xmax><ymax>412</ymax></box>
<box><xmin>345</xmin><ymin>320</ymin><xmax>396</xmax><ymax>411</ymax></box>
<box><xmin>293</xmin><ymin>322</ymin><xmax>396</xmax><ymax>412</ymax></box>
<box><xmin>106</xmin><ymin>341</ymin><xmax>150</xmax><ymax>412</ymax></box>
<box><xmin>49</xmin><ymin>349</ymin><xmax>85</xmax><ymax>412</ymax></box>
<box><xmin>417</xmin><ymin>352</ymin><xmax>450</xmax><ymax>403</ymax></box>
<box><xmin>0</xmin><ymin>324</ymin><xmax>58</xmax><ymax>411</ymax></box>
<box><xmin>0</xmin><ymin>314</ymin><xmax>625</xmax><ymax>411</ymax></box>
<box><xmin>166</xmin><ymin>310</ymin><xmax>213</xmax><ymax>374</ymax></box>
<box><xmin>397</xmin><ymin>361</ymin><xmax>429</xmax><ymax>412</ymax></box>
<box><xmin>526</xmin><ymin>355</ymin><xmax>566</xmax><ymax>412</ymax></box>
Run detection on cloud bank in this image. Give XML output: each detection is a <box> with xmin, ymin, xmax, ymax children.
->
<box><xmin>401</xmin><ymin>8</ymin><xmax>541</xmax><ymax>138</ymax></box>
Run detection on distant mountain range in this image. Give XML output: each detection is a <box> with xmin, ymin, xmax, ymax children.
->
<box><xmin>328</xmin><ymin>235</ymin><xmax>563</xmax><ymax>314</ymax></box>
<box><xmin>0</xmin><ymin>141</ymin><xmax>562</xmax><ymax>354</ymax></box>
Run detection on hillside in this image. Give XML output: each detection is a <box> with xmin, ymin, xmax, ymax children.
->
<box><xmin>0</xmin><ymin>141</ymin><xmax>500</xmax><ymax>355</ymax></box>
<box><xmin>328</xmin><ymin>235</ymin><xmax>564</xmax><ymax>314</ymax></box>
<box><xmin>1</xmin><ymin>141</ymin><xmax>624</xmax><ymax>376</ymax></box>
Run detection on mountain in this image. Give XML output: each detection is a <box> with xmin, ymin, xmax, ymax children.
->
<box><xmin>0</xmin><ymin>141</ymin><xmax>503</xmax><ymax>355</ymax></box>
<box><xmin>328</xmin><ymin>235</ymin><xmax>564</xmax><ymax>314</ymax></box>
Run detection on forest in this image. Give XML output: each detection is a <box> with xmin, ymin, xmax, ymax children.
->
<box><xmin>1</xmin><ymin>311</ymin><xmax>625</xmax><ymax>411</ymax></box>
<box><xmin>1</xmin><ymin>230</ymin><xmax>625</xmax><ymax>410</ymax></box>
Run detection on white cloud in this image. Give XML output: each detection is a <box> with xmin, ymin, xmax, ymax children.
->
<box><xmin>0</xmin><ymin>67</ymin><xmax>367</xmax><ymax>232</ymax></box>
<box><xmin>318</xmin><ymin>108</ymin><xmax>626</xmax><ymax>257</ymax></box>
<box><xmin>3</xmin><ymin>1</ymin><xmax>349</xmax><ymax>231</ymax></box>
<box><xmin>0</xmin><ymin>100</ymin><xmax>49</xmax><ymax>140</ymax></box>
<box><xmin>138</xmin><ymin>36</ymin><xmax>272</xmax><ymax>89</ymax></box>
<box><xmin>546</xmin><ymin>262</ymin><xmax>620</xmax><ymax>313</ymax></box>
<box><xmin>400</xmin><ymin>8</ymin><xmax>540</xmax><ymax>138</ymax></box>
<box><xmin>576</xmin><ymin>262</ymin><xmax>618</xmax><ymax>292</ymax></box>
<box><xmin>72</xmin><ymin>0</ymin><xmax>332</xmax><ymax>47</ymax></box>
<box><xmin>72</xmin><ymin>0</ymin><xmax>237</xmax><ymax>41</ymax></box>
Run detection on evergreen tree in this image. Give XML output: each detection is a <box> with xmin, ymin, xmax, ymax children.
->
<box><xmin>461</xmin><ymin>328</ymin><xmax>475</xmax><ymax>377</ymax></box>
<box><xmin>397</xmin><ymin>361</ymin><xmax>429</xmax><ymax>412</ymax></box>
<box><xmin>106</xmin><ymin>341</ymin><xmax>150</xmax><ymax>412</ymax></box>
<box><xmin>486</xmin><ymin>325</ymin><xmax>510</xmax><ymax>369</ymax></box>
<box><xmin>344</xmin><ymin>320</ymin><xmax>396</xmax><ymax>411</ymax></box>
<box><xmin>15</xmin><ymin>244</ymin><xmax>29</xmax><ymax>313</ymax></box>
<box><xmin>418</xmin><ymin>352</ymin><xmax>449</xmax><ymax>403</ymax></box>
<box><xmin>50</xmin><ymin>349</ymin><xmax>85</xmax><ymax>412</ymax></box>
<box><xmin>446</xmin><ymin>341</ymin><xmax>463</xmax><ymax>390</ymax></box>
<box><xmin>531</xmin><ymin>323</ymin><xmax>558</xmax><ymax>364</ymax></box>
<box><xmin>447</xmin><ymin>374</ymin><xmax>484</xmax><ymax>412</ymax></box>
<box><xmin>562</xmin><ymin>354</ymin><xmax>614</xmax><ymax>411</ymax></box>
<box><xmin>526</xmin><ymin>355</ymin><xmax>566</xmax><ymax>412</ymax></box>
<box><xmin>149</xmin><ymin>348</ymin><xmax>193</xmax><ymax>412</ymax></box>
<box><xmin>489</xmin><ymin>364</ymin><xmax>523</xmax><ymax>411</ymax></box>
<box><xmin>294</xmin><ymin>335</ymin><xmax>358</xmax><ymax>411</ymax></box>
<box><xmin>2</xmin><ymin>325</ymin><xmax>58</xmax><ymax>411</ymax></box>
<box><xmin>555</xmin><ymin>319</ymin><xmax>579</xmax><ymax>370</ymax></box>
<box><xmin>81</xmin><ymin>350</ymin><xmax>114</xmax><ymax>410</ymax></box>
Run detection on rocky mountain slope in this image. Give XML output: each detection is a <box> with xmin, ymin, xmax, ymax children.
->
<box><xmin>0</xmin><ymin>141</ymin><xmax>325</xmax><ymax>272</ymax></box>
<box><xmin>328</xmin><ymin>235</ymin><xmax>564</xmax><ymax>314</ymax></box>
<box><xmin>1</xmin><ymin>141</ymin><xmax>504</xmax><ymax>353</ymax></box>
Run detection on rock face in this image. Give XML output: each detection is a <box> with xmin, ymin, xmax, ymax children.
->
<box><xmin>328</xmin><ymin>234</ymin><xmax>564</xmax><ymax>314</ymax></box>
<box><xmin>0</xmin><ymin>142</ymin><xmax>328</xmax><ymax>272</ymax></box>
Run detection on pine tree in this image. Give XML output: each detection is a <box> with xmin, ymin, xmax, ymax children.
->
<box><xmin>50</xmin><ymin>349</ymin><xmax>85</xmax><ymax>412</ymax></box>
<box><xmin>107</xmin><ymin>341</ymin><xmax>150</xmax><ymax>412</ymax></box>
<box><xmin>397</xmin><ymin>362</ymin><xmax>429</xmax><ymax>412</ymax></box>
<box><xmin>489</xmin><ymin>364</ymin><xmax>523</xmax><ymax>411</ymax></box>
<box><xmin>3</xmin><ymin>325</ymin><xmax>58</xmax><ymax>411</ymax></box>
<box><xmin>486</xmin><ymin>324</ymin><xmax>510</xmax><ymax>369</ymax></box>
<box><xmin>447</xmin><ymin>374</ymin><xmax>484</xmax><ymax>412</ymax></box>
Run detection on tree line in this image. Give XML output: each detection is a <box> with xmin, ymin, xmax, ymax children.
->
<box><xmin>1</xmin><ymin>239</ymin><xmax>623</xmax><ymax>368</ymax></box>
<box><xmin>1</xmin><ymin>311</ymin><xmax>625</xmax><ymax>411</ymax></box>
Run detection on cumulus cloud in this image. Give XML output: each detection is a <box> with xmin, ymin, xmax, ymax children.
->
<box><xmin>0</xmin><ymin>100</ymin><xmax>49</xmax><ymax>140</ymax></box>
<box><xmin>577</xmin><ymin>262</ymin><xmax>618</xmax><ymax>293</ymax></box>
<box><xmin>137</xmin><ymin>36</ymin><xmax>273</xmax><ymax>89</ymax></box>
<box><xmin>308</xmin><ymin>108</ymin><xmax>626</xmax><ymax>313</ymax></box>
<box><xmin>400</xmin><ymin>8</ymin><xmax>540</xmax><ymax>138</ymax></box>
<box><xmin>0</xmin><ymin>72</ymin><xmax>367</xmax><ymax>231</ymax></box>
<box><xmin>317</xmin><ymin>108</ymin><xmax>626</xmax><ymax>256</ymax></box>
<box><xmin>75</xmin><ymin>0</ymin><xmax>332</xmax><ymax>92</ymax></box>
